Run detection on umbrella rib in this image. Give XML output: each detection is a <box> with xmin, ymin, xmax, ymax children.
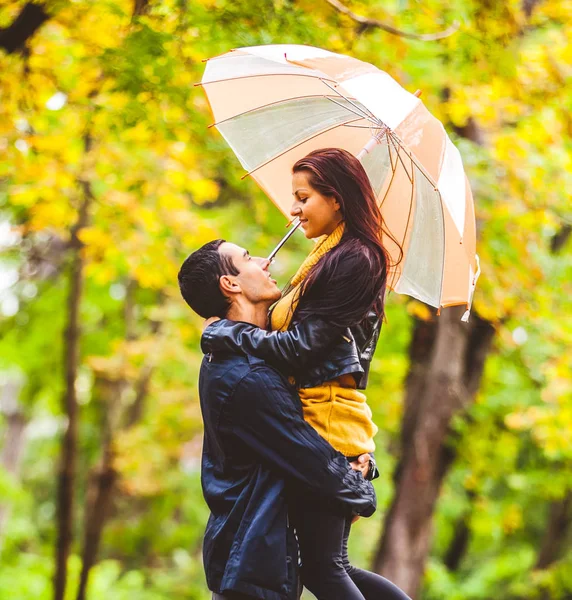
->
<box><xmin>199</xmin><ymin>72</ymin><xmax>339</xmax><ymax>87</ymax></box>
<box><xmin>209</xmin><ymin>93</ymin><xmax>363</xmax><ymax>128</ymax></box>
<box><xmin>395</xmin><ymin>140</ymin><xmax>446</xmax><ymax>306</ymax></box>
<box><xmin>321</xmin><ymin>80</ymin><xmax>380</xmax><ymax>124</ymax></box>
<box><xmin>342</xmin><ymin>123</ymin><xmax>381</xmax><ymax>129</ymax></box>
<box><xmin>390</xmin><ymin>160</ymin><xmax>416</xmax><ymax>291</ymax></box>
<box><xmin>379</xmin><ymin>134</ymin><xmax>399</xmax><ymax>209</ymax></box>
<box><xmin>385</xmin><ymin>130</ymin><xmax>441</xmax><ymax>192</ymax></box>
<box><xmin>387</xmin><ymin>134</ymin><xmax>396</xmax><ymax>174</ymax></box>
<box><xmin>201</xmin><ymin>49</ymin><xmax>244</xmax><ymax>62</ymax></box>
<box><xmin>385</xmin><ymin>132</ymin><xmax>448</xmax><ymax>307</ymax></box>
<box><xmin>388</xmin><ymin>135</ymin><xmax>414</xmax><ymax>184</ymax></box>
<box><xmin>240</xmin><ymin>116</ymin><xmax>365</xmax><ymax>180</ymax></box>
<box><xmin>325</xmin><ymin>96</ymin><xmax>378</xmax><ymax>124</ymax></box>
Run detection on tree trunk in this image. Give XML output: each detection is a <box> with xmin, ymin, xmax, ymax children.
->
<box><xmin>53</xmin><ymin>193</ymin><xmax>90</xmax><ymax>600</ymax></box>
<box><xmin>76</xmin><ymin>429</ymin><xmax>118</xmax><ymax>600</ymax></box>
<box><xmin>372</xmin><ymin>307</ymin><xmax>495</xmax><ymax>598</ymax></box>
<box><xmin>398</xmin><ymin>316</ymin><xmax>438</xmax><ymax>474</ymax></box>
<box><xmin>535</xmin><ymin>492</ymin><xmax>572</xmax><ymax>570</ymax></box>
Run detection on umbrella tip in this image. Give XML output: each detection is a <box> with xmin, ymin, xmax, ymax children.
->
<box><xmin>414</xmin><ymin>89</ymin><xmax>422</xmax><ymax>98</ymax></box>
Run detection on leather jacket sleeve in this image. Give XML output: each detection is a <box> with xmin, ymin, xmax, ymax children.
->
<box><xmin>352</xmin><ymin>311</ymin><xmax>382</xmax><ymax>361</ymax></box>
<box><xmin>202</xmin><ymin>318</ymin><xmax>345</xmax><ymax>374</ymax></box>
<box><xmin>366</xmin><ymin>454</ymin><xmax>380</xmax><ymax>481</ymax></box>
<box><xmin>232</xmin><ymin>367</ymin><xmax>377</xmax><ymax>517</ymax></box>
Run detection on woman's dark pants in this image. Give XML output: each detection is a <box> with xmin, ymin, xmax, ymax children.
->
<box><xmin>212</xmin><ymin>594</ymin><xmax>258</xmax><ymax>599</ymax></box>
<box><xmin>292</xmin><ymin>503</ymin><xmax>411</xmax><ymax>600</ymax></box>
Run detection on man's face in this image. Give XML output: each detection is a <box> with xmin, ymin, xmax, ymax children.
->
<box><xmin>219</xmin><ymin>242</ymin><xmax>281</xmax><ymax>305</ymax></box>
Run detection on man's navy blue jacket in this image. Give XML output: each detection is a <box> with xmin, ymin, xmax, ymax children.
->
<box><xmin>199</xmin><ymin>345</ymin><xmax>377</xmax><ymax>600</ymax></box>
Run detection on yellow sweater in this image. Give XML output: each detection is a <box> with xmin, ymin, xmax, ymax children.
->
<box><xmin>270</xmin><ymin>223</ymin><xmax>378</xmax><ymax>456</ymax></box>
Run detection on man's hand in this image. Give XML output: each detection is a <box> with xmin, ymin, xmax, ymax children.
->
<box><xmin>203</xmin><ymin>316</ymin><xmax>220</xmax><ymax>330</ymax></box>
<box><xmin>349</xmin><ymin>453</ymin><xmax>370</xmax><ymax>479</ymax></box>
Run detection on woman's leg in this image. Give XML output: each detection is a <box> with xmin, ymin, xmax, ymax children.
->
<box><xmin>291</xmin><ymin>503</ymin><xmax>366</xmax><ymax>600</ymax></box>
<box><xmin>342</xmin><ymin>518</ymin><xmax>412</xmax><ymax>600</ymax></box>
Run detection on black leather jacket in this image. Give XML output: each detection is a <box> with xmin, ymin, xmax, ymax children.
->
<box><xmin>199</xmin><ymin>351</ymin><xmax>376</xmax><ymax>599</ymax></box>
<box><xmin>201</xmin><ymin>310</ymin><xmax>382</xmax><ymax>390</ymax></box>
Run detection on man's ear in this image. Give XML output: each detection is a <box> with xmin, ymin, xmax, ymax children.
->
<box><xmin>219</xmin><ymin>274</ymin><xmax>240</xmax><ymax>296</ymax></box>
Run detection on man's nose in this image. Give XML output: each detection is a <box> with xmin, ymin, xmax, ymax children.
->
<box><xmin>255</xmin><ymin>257</ymin><xmax>271</xmax><ymax>270</ymax></box>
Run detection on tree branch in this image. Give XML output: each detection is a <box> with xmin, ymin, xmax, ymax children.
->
<box><xmin>323</xmin><ymin>0</ymin><xmax>459</xmax><ymax>41</ymax></box>
<box><xmin>443</xmin><ymin>489</ymin><xmax>477</xmax><ymax>571</ymax></box>
<box><xmin>522</xmin><ymin>0</ymin><xmax>543</xmax><ymax>19</ymax></box>
<box><xmin>0</xmin><ymin>3</ymin><xmax>49</xmax><ymax>54</ymax></box>
<box><xmin>550</xmin><ymin>224</ymin><xmax>571</xmax><ymax>253</ymax></box>
<box><xmin>133</xmin><ymin>0</ymin><xmax>151</xmax><ymax>18</ymax></box>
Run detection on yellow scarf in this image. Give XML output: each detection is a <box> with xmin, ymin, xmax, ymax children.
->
<box><xmin>270</xmin><ymin>221</ymin><xmax>344</xmax><ymax>332</ymax></box>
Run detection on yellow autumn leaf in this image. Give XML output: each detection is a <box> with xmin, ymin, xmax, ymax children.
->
<box><xmin>135</xmin><ymin>206</ymin><xmax>161</xmax><ymax>234</ymax></box>
<box><xmin>29</xmin><ymin>201</ymin><xmax>75</xmax><ymax>231</ymax></box>
<box><xmin>188</xmin><ymin>178</ymin><xmax>219</xmax><ymax>204</ymax></box>
<box><xmin>78</xmin><ymin>226</ymin><xmax>112</xmax><ymax>248</ymax></box>
<box><xmin>158</xmin><ymin>194</ymin><xmax>188</xmax><ymax>211</ymax></box>
<box><xmin>133</xmin><ymin>264</ymin><xmax>167</xmax><ymax>289</ymax></box>
<box><xmin>505</xmin><ymin>413</ymin><xmax>528</xmax><ymax>431</ymax></box>
<box><xmin>165</xmin><ymin>169</ymin><xmax>187</xmax><ymax>189</ymax></box>
<box><xmin>502</xmin><ymin>504</ymin><xmax>523</xmax><ymax>534</ymax></box>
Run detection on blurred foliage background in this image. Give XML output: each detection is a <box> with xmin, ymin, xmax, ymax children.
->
<box><xmin>0</xmin><ymin>0</ymin><xmax>571</xmax><ymax>599</ymax></box>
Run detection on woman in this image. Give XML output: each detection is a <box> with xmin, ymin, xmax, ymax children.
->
<box><xmin>203</xmin><ymin>148</ymin><xmax>409</xmax><ymax>600</ymax></box>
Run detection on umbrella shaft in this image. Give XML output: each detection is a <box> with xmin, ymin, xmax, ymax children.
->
<box><xmin>267</xmin><ymin>218</ymin><xmax>302</xmax><ymax>262</ymax></box>
<box><xmin>357</xmin><ymin>136</ymin><xmax>381</xmax><ymax>160</ymax></box>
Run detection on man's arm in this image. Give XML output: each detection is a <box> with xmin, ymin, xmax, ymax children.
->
<box><xmin>230</xmin><ymin>367</ymin><xmax>376</xmax><ymax>517</ymax></box>
<box><xmin>202</xmin><ymin>317</ymin><xmax>344</xmax><ymax>373</ymax></box>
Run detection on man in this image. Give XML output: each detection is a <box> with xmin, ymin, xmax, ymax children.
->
<box><xmin>178</xmin><ymin>239</ymin><xmax>376</xmax><ymax>600</ymax></box>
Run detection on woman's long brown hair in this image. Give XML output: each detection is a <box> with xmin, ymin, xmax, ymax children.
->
<box><xmin>292</xmin><ymin>148</ymin><xmax>402</xmax><ymax>328</ymax></box>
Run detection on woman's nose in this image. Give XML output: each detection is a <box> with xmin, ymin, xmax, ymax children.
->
<box><xmin>290</xmin><ymin>200</ymin><xmax>302</xmax><ymax>217</ymax></box>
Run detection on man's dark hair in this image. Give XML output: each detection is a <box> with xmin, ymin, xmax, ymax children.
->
<box><xmin>178</xmin><ymin>239</ymin><xmax>239</xmax><ymax>319</ymax></box>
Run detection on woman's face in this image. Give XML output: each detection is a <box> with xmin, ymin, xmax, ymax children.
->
<box><xmin>291</xmin><ymin>170</ymin><xmax>342</xmax><ymax>239</ymax></box>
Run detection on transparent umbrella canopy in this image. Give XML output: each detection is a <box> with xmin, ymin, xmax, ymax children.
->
<box><xmin>199</xmin><ymin>44</ymin><xmax>480</xmax><ymax>317</ymax></box>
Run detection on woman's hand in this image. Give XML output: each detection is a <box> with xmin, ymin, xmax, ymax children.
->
<box><xmin>349</xmin><ymin>453</ymin><xmax>370</xmax><ymax>479</ymax></box>
<box><xmin>203</xmin><ymin>316</ymin><xmax>220</xmax><ymax>330</ymax></box>
<box><xmin>349</xmin><ymin>453</ymin><xmax>370</xmax><ymax>524</ymax></box>
<box><xmin>349</xmin><ymin>453</ymin><xmax>371</xmax><ymax>523</ymax></box>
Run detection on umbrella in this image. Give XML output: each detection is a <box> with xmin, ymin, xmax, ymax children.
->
<box><xmin>199</xmin><ymin>44</ymin><xmax>480</xmax><ymax>317</ymax></box>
